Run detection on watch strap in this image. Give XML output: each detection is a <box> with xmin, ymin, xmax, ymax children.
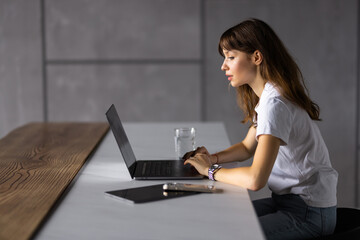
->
<box><xmin>208</xmin><ymin>164</ymin><xmax>222</xmax><ymax>181</ymax></box>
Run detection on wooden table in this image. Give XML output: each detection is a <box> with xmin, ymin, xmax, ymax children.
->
<box><xmin>32</xmin><ymin>122</ymin><xmax>265</xmax><ymax>240</ymax></box>
<box><xmin>0</xmin><ymin>122</ymin><xmax>109</xmax><ymax>240</ymax></box>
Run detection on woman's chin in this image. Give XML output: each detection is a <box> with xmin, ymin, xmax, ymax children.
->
<box><xmin>230</xmin><ymin>81</ymin><xmax>240</xmax><ymax>88</ymax></box>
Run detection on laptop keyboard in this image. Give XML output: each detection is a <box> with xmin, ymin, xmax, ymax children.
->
<box><xmin>141</xmin><ymin>161</ymin><xmax>173</xmax><ymax>176</ymax></box>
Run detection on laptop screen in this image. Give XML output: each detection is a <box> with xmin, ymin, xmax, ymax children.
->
<box><xmin>106</xmin><ymin>104</ymin><xmax>136</xmax><ymax>176</ymax></box>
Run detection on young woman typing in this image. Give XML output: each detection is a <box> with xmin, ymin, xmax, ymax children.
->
<box><xmin>184</xmin><ymin>19</ymin><xmax>338</xmax><ymax>240</ymax></box>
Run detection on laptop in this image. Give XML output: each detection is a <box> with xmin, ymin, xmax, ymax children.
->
<box><xmin>105</xmin><ymin>104</ymin><xmax>203</xmax><ymax>180</ymax></box>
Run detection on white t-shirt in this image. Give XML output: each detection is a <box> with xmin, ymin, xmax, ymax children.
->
<box><xmin>254</xmin><ymin>82</ymin><xmax>338</xmax><ymax>208</ymax></box>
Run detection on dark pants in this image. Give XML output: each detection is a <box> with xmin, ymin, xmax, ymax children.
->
<box><xmin>252</xmin><ymin>193</ymin><xmax>336</xmax><ymax>240</ymax></box>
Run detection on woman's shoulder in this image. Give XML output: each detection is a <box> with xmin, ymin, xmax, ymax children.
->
<box><xmin>263</xmin><ymin>82</ymin><xmax>281</xmax><ymax>97</ymax></box>
<box><xmin>262</xmin><ymin>82</ymin><xmax>300</xmax><ymax>109</ymax></box>
<box><xmin>256</xmin><ymin>84</ymin><xmax>295</xmax><ymax>121</ymax></box>
<box><xmin>258</xmin><ymin>83</ymin><xmax>286</xmax><ymax>108</ymax></box>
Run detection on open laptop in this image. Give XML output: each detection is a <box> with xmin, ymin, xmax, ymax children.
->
<box><xmin>106</xmin><ymin>104</ymin><xmax>203</xmax><ymax>180</ymax></box>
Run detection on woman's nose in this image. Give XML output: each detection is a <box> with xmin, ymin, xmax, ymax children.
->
<box><xmin>221</xmin><ymin>61</ymin><xmax>228</xmax><ymax>71</ymax></box>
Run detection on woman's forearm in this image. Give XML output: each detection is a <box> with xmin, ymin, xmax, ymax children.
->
<box><xmin>212</xmin><ymin>167</ymin><xmax>261</xmax><ymax>191</ymax></box>
<box><xmin>215</xmin><ymin>142</ymin><xmax>254</xmax><ymax>163</ymax></box>
<box><xmin>214</xmin><ymin>126</ymin><xmax>257</xmax><ymax>164</ymax></box>
<box><xmin>212</xmin><ymin>135</ymin><xmax>280</xmax><ymax>191</ymax></box>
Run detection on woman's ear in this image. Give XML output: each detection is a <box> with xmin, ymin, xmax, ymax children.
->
<box><xmin>253</xmin><ymin>50</ymin><xmax>263</xmax><ymax>65</ymax></box>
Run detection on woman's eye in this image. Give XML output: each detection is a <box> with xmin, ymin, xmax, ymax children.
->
<box><xmin>227</xmin><ymin>57</ymin><xmax>234</xmax><ymax>60</ymax></box>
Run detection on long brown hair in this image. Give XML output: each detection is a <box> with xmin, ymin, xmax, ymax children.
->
<box><xmin>218</xmin><ymin>18</ymin><xmax>320</xmax><ymax>124</ymax></box>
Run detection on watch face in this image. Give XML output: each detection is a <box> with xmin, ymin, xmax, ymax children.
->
<box><xmin>211</xmin><ymin>164</ymin><xmax>219</xmax><ymax>170</ymax></box>
<box><xmin>209</xmin><ymin>164</ymin><xmax>221</xmax><ymax>181</ymax></box>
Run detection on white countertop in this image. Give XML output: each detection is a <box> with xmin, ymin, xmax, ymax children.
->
<box><xmin>34</xmin><ymin>122</ymin><xmax>264</xmax><ymax>240</ymax></box>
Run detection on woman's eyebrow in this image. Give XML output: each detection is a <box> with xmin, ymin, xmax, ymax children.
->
<box><xmin>222</xmin><ymin>49</ymin><xmax>231</xmax><ymax>55</ymax></box>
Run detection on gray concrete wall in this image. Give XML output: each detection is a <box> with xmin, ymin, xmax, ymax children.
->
<box><xmin>0</xmin><ymin>0</ymin><xmax>44</xmax><ymax>135</ymax></box>
<box><xmin>0</xmin><ymin>0</ymin><xmax>358</xmax><ymax>207</ymax></box>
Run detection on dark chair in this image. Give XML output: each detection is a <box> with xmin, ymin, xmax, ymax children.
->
<box><xmin>319</xmin><ymin>207</ymin><xmax>360</xmax><ymax>239</ymax></box>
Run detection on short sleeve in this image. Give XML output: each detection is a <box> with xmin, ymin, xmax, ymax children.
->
<box><xmin>255</xmin><ymin>98</ymin><xmax>292</xmax><ymax>145</ymax></box>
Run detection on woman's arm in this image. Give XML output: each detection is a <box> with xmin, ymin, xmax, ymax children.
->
<box><xmin>183</xmin><ymin>126</ymin><xmax>258</xmax><ymax>164</ymax></box>
<box><xmin>214</xmin><ymin>134</ymin><xmax>280</xmax><ymax>190</ymax></box>
<box><xmin>184</xmin><ymin>133</ymin><xmax>280</xmax><ymax>191</ymax></box>
<box><xmin>215</xmin><ymin>126</ymin><xmax>258</xmax><ymax>163</ymax></box>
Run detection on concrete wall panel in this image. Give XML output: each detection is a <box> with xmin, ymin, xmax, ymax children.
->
<box><xmin>0</xmin><ymin>0</ymin><xmax>43</xmax><ymax>137</ymax></box>
<box><xmin>45</xmin><ymin>0</ymin><xmax>201</xmax><ymax>60</ymax></box>
<box><xmin>47</xmin><ymin>64</ymin><xmax>201</xmax><ymax>122</ymax></box>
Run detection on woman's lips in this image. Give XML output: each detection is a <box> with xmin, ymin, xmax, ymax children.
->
<box><xmin>226</xmin><ymin>75</ymin><xmax>233</xmax><ymax>81</ymax></box>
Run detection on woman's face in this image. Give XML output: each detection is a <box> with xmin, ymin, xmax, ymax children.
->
<box><xmin>221</xmin><ymin>49</ymin><xmax>257</xmax><ymax>88</ymax></box>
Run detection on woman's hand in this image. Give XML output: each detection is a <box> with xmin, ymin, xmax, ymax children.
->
<box><xmin>182</xmin><ymin>146</ymin><xmax>218</xmax><ymax>164</ymax></box>
<box><xmin>184</xmin><ymin>153</ymin><xmax>212</xmax><ymax>176</ymax></box>
<box><xmin>182</xmin><ymin>146</ymin><xmax>209</xmax><ymax>160</ymax></box>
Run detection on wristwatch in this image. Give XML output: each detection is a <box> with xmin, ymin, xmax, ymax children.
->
<box><xmin>208</xmin><ymin>164</ymin><xmax>222</xmax><ymax>181</ymax></box>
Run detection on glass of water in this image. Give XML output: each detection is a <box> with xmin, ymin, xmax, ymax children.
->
<box><xmin>174</xmin><ymin>127</ymin><xmax>196</xmax><ymax>159</ymax></box>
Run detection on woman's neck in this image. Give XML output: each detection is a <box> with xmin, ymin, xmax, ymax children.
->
<box><xmin>249</xmin><ymin>75</ymin><xmax>266</xmax><ymax>98</ymax></box>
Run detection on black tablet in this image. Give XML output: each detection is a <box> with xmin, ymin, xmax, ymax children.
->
<box><xmin>105</xmin><ymin>184</ymin><xmax>199</xmax><ymax>204</ymax></box>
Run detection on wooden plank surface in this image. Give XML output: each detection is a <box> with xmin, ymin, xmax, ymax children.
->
<box><xmin>0</xmin><ymin>122</ymin><xmax>109</xmax><ymax>240</ymax></box>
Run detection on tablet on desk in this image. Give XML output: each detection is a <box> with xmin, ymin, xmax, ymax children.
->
<box><xmin>105</xmin><ymin>184</ymin><xmax>199</xmax><ymax>204</ymax></box>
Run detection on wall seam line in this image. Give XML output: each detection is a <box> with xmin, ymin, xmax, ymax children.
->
<box><xmin>46</xmin><ymin>59</ymin><xmax>202</xmax><ymax>65</ymax></box>
<box><xmin>200</xmin><ymin>0</ymin><xmax>206</xmax><ymax>122</ymax></box>
<box><xmin>355</xmin><ymin>0</ymin><xmax>360</xmax><ymax>208</ymax></box>
<box><xmin>40</xmin><ymin>0</ymin><xmax>48</xmax><ymax>122</ymax></box>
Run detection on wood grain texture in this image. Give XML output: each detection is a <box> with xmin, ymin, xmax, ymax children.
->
<box><xmin>0</xmin><ymin>122</ymin><xmax>109</xmax><ymax>240</ymax></box>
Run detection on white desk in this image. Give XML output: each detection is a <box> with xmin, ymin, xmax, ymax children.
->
<box><xmin>34</xmin><ymin>122</ymin><xmax>264</xmax><ymax>240</ymax></box>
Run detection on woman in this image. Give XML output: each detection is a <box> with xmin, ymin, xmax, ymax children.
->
<box><xmin>184</xmin><ymin>19</ymin><xmax>338</xmax><ymax>239</ymax></box>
